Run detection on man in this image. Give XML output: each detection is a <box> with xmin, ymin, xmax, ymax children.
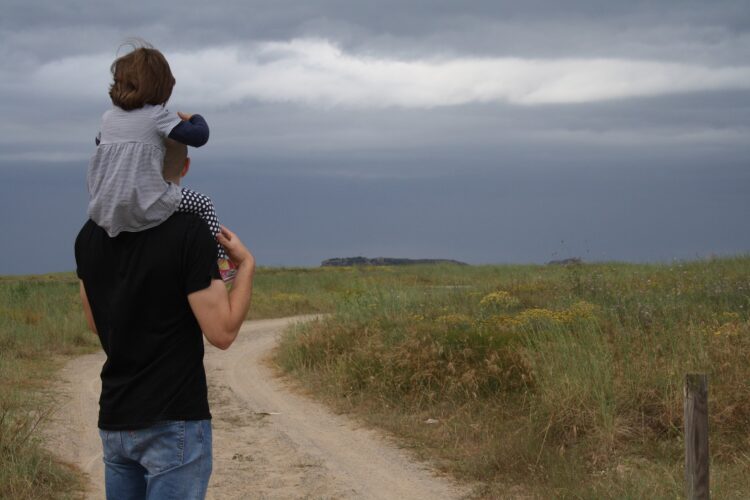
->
<box><xmin>76</xmin><ymin>139</ymin><xmax>255</xmax><ymax>499</ymax></box>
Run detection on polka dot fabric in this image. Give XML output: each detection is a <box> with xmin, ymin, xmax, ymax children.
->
<box><xmin>177</xmin><ymin>188</ymin><xmax>228</xmax><ymax>260</ymax></box>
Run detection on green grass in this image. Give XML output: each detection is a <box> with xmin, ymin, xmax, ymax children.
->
<box><xmin>0</xmin><ymin>266</ymin><xmax>375</xmax><ymax>498</ymax></box>
<box><xmin>275</xmin><ymin>257</ymin><xmax>750</xmax><ymax>498</ymax></box>
<box><xmin>0</xmin><ymin>274</ymin><xmax>95</xmax><ymax>499</ymax></box>
<box><xmin>5</xmin><ymin>259</ymin><xmax>750</xmax><ymax>498</ymax></box>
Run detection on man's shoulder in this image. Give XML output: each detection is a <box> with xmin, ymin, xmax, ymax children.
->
<box><xmin>165</xmin><ymin>211</ymin><xmax>211</xmax><ymax>232</ymax></box>
<box><xmin>75</xmin><ymin>213</ymin><xmax>216</xmax><ymax>273</ymax></box>
<box><xmin>142</xmin><ymin>213</ymin><xmax>215</xmax><ymax>248</ymax></box>
<box><xmin>76</xmin><ymin>214</ymin><xmax>208</xmax><ymax>243</ymax></box>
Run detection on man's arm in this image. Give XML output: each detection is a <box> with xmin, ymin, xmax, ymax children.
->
<box><xmin>188</xmin><ymin>226</ymin><xmax>255</xmax><ymax>350</ymax></box>
<box><xmin>79</xmin><ymin>281</ymin><xmax>98</xmax><ymax>335</ymax></box>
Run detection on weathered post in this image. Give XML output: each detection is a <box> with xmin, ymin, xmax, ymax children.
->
<box><xmin>685</xmin><ymin>374</ymin><xmax>709</xmax><ymax>500</ymax></box>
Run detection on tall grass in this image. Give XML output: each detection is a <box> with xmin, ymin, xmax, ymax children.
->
<box><xmin>0</xmin><ymin>274</ymin><xmax>95</xmax><ymax>499</ymax></box>
<box><xmin>276</xmin><ymin>257</ymin><xmax>750</xmax><ymax>498</ymax></box>
<box><xmin>5</xmin><ymin>259</ymin><xmax>749</xmax><ymax>498</ymax></box>
<box><xmin>0</xmin><ymin>267</ymin><xmax>367</xmax><ymax>497</ymax></box>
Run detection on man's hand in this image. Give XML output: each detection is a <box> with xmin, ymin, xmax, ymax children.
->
<box><xmin>217</xmin><ymin>226</ymin><xmax>255</xmax><ymax>269</ymax></box>
<box><xmin>188</xmin><ymin>225</ymin><xmax>255</xmax><ymax>350</ymax></box>
<box><xmin>177</xmin><ymin>111</ymin><xmax>193</xmax><ymax>121</ymax></box>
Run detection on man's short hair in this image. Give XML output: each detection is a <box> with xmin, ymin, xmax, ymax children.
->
<box><xmin>163</xmin><ymin>138</ymin><xmax>187</xmax><ymax>180</ymax></box>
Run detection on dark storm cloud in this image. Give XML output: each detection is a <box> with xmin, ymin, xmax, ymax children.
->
<box><xmin>1</xmin><ymin>1</ymin><xmax>748</xmax><ymax>272</ymax></box>
<box><xmin>3</xmin><ymin>0</ymin><xmax>749</xmax><ymax>62</ymax></box>
<box><xmin>2</xmin><ymin>158</ymin><xmax>748</xmax><ymax>274</ymax></box>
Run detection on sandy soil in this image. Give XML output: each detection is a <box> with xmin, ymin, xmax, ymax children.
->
<box><xmin>43</xmin><ymin>316</ymin><xmax>471</xmax><ymax>499</ymax></box>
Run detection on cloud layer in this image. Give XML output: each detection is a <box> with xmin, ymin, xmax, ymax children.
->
<box><xmin>1</xmin><ymin>1</ymin><xmax>749</xmax><ymax>272</ymax></box>
<box><xmin>28</xmin><ymin>38</ymin><xmax>750</xmax><ymax>110</ymax></box>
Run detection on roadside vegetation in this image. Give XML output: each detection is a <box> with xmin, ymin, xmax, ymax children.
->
<box><xmin>4</xmin><ymin>258</ymin><xmax>749</xmax><ymax>498</ymax></box>
<box><xmin>0</xmin><ymin>267</ymin><xmax>352</xmax><ymax>498</ymax></box>
<box><xmin>0</xmin><ymin>274</ymin><xmax>94</xmax><ymax>499</ymax></box>
<box><xmin>276</xmin><ymin>257</ymin><xmax>750</xmax><ymax>498</ymax></box>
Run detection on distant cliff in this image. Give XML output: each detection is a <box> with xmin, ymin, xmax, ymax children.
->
<box><xmin>321</xmin><ymin>256</ymin><xmax>468</xmax><ymax>267</ymax></box>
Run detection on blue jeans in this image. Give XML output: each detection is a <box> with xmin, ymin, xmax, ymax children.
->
<box><xmin>98</xmin><ymin>420</ymin><xmax>212</xmax><ymax>500</ymax></box>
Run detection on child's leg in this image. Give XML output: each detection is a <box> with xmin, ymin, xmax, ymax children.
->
<box><xmin>177</xmin><ymin>189</ymin><xmax>226</xmax><ymax>259</ymax></box>
<box><xmin>177</xmin><ymin>188</ymin><xmax>236</xmax><ymax>282</ymax></box>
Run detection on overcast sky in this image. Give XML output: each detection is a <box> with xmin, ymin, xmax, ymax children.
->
<box><xmin>1</xmin><ymin>0</ymin><xmax>748</xmax><ymax>274</ymax></box>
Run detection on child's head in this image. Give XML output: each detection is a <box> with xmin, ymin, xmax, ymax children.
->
<box><xmin>109</xmin><ymin>44</ymin><xmax>176</xmax><ymax>111</ymax></box>
<box><xmin>163</xmin><ymin>138</ymin><xmax>190</xmax><ymax>184</ymax></box>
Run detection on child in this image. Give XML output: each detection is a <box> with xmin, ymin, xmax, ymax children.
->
<box><xmin>87</xmin><ymin>44</ymin><xmax>236</xmax><ymax>281</ymax></box>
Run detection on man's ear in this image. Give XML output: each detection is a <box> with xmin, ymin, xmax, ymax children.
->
<box><xmin>181</xmin><ymin>157</ymin><xmax>191</xmax><ymax>178</ymax></box>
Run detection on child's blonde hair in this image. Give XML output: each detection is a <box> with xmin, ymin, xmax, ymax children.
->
<box><xmin>109</xmin><ymin>42</ymin><xmax>176</xmax><ymax>111</ymax></box>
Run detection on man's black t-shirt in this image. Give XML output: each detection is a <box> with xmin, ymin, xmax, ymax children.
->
<box><xmin>75</xmin><ymin>213</ymin><xmax>220</xmax><ymax>430</ymax></box>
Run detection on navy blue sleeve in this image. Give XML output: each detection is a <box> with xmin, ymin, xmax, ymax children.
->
<box><xmin>168</xmin><ymin>114</ymin><xmax>210</xmax><ymax>148</ymax></box>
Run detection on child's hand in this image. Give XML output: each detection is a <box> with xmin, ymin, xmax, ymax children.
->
<box><xmin>177</xmin><ymin>111</ymin><xmax>193</xmax><ymax>121</ymax></box>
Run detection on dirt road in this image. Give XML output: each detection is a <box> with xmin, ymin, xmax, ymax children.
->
<box><xmin>43</xmin><ymin>316</ymin><xmax>470</xmax><ymax>499</ymax></box>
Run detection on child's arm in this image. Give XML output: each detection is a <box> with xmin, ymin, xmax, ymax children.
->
<box><xmin>168</xmin><ymin>112</ymin><xmax>209</xmax><ymax>148</ymax></box>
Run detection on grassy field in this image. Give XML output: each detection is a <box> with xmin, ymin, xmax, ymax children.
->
<box><xmin>0</xmin><ymin>274</ymin><xmax>95</xmax><ymax>499</ymax></box>
<box><xmin>0</xmin><ymin>267</ymin><xmax>350</xmax><ymax>499</ymax></box>
<box><xmin>275</xmin><ymin>257</ymin><xmax>750</xmax><ymax>498</ymax></box>
<box><xmin>3</xmin><ymin>258</ymin><xmax>749</xmax><ymax>498</ymax></box>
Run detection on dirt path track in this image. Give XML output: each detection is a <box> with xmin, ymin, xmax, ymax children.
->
<box><xmin>44</xmin><ymin>316</ymin><xmax>470</xmax><ymax>499</ymax></box>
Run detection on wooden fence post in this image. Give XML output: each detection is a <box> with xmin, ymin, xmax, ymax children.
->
<box><xmin>685</xmin><ymin>373</ymin><xmax>709</xmax><ymax>500</ymax></box>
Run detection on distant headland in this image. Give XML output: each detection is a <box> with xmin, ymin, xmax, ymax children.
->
<box><xmin>321</xmin><ymin>257</ymin><xmax>468</xmax><ymax>267</ymax></box>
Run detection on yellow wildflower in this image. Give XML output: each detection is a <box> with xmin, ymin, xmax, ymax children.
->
<box><xmin>721</xmin><ymin>311</ymin><xmax>740</xmax><ymax>322</ymax></box>
<box><xmin>436</xmin><ymin>314</ymin><xmax>474</xmax><ymax>328</ymax></box>
<box><xmin>560</xmin><ymin>301</ymin><xmax>597</xmax><ymax>322</ymax></box>
<box><xmin>516</xmin><ymin>308</ymin><xmax>561</xmax><ymax>325</ymax></box>
<box><xmin>492</xmin><ymin>314</ymin><xmax>522</xmax><ymax>330</ymax></box>
<box><xmin>480</xmin><ymin>291</ymin><xmax>521</xmax><ymax>309</ymax></box>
